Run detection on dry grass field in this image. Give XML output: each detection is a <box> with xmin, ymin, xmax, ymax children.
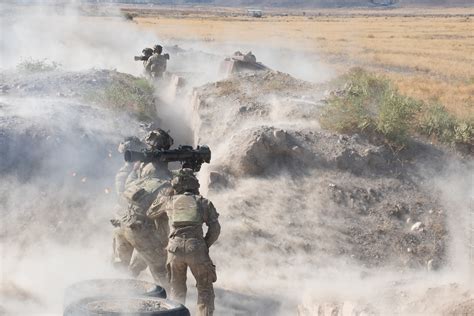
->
<box><xmin>131</xmin><ymin>7</ymin><xmax>474</xmax><ymax>121</ymax></box>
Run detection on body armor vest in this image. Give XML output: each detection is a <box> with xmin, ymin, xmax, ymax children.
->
<box><xmin>123</xmin><ymin>178</ymin><xmax>166</xmax><ymax>213</ymax></box>
<box><xmin>170</xmin><ymin>194</ymin><xmax>202</xmax><ymax>226</ymax></box>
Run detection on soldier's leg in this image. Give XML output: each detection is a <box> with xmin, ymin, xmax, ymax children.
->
<box><xmin>129</xmin><ymin>250</ymin><xmax>148</xmax><ymax>277</ymax></box>
<box><xmin>124</xmin><ymin>226</ymin><xmax>169</xmax><ymax>288</ymax></box>
<box><xmin>189</xmin><ymin>261</ymin><xmax>216</xmax><ymax>316</ymax></box>
<box><xmin>112</xmin><ymin>227</ymin><xmax>133</xmax><ymax>271</ymax></box>
<box><xmin>168</xmin><ymin>252</ymin><xmax>188</xmax><ymax>304</ymax></box>
<box><xmin>140</xmin><ymin>246</ymin><xmax>169</xmax><ymax>289</ymax></box>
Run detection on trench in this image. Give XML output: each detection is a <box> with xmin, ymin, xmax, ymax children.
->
<box><xmin>0</xmin><ymin>60</ymin><xmax>472</xmax><ymax>316</ymax></box>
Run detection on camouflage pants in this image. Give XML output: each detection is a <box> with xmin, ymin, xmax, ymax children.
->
<box><xmin>122</xmin><ymin>224</ymin><xmax>169</xmax><ymax>290</ymax></box>
<box><xmin>112</xmin><ymin>227</ymin><xmax>148</xmax><ymax>277</ymax></box>
<box><xmin>167</xmin><ymin>236</ymin><xmax>216</xmax><ymax>316</ymax></box>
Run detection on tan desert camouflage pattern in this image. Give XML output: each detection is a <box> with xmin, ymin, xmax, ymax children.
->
<box><xmin>145</xmin><ymin>53</ymin><xmax>168</xmax><ymax>78</ymax></box>
<box><xmin>148</xmin><ymin>193</ymin><xmax>221</xmax><ymax>316</ymax></box>
<box><xmin>114</xmin><ymin>161</ymin><xmax>172</xmax><ymax>288</ymax></box>
<box><xmin>113</xmin><ymin>161</ymin><xmax>148</xmax><ymax>276</ymax></box>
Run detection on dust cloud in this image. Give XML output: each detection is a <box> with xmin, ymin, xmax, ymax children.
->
<box><xmin>0</xmin><ymin>3</ymin><xmax>472</xmax><ymax>316</ymax></box>
<box><xmin>0</xmin><ymin>3</ymin><xmax>155</xmax><ymax>74</ymax></box>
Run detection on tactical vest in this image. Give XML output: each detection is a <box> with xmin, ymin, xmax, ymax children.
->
<box><xmin>169</xmin><ymin>194</ymin><xmax>202</xmax><ymax>226</ymax></box>
<box><xmin>123</xmin><ymin>178</ymin><xmax>167</xmax><ymax>213</ymax></box>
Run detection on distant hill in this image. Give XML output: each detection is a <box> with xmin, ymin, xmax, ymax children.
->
<box><xmin>120</xmin><ymin>0</ymin><xmax>474</xmax><ymax>7</ymax></box>
<box><xmin>8</xmin><ymin>0</ymin><xmax>472</xmax><ymax>8</ymax></box>
<box><xmin>214</xmin><ymin>0</ymin><xmax>471</xmax><ymax>6</ymax></box>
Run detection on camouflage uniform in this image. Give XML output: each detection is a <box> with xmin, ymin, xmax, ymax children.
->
<box><xmin>112</xmin><ymin>223</ymin><xmax>147</xmax><ymax>277</ymax></box>
<box><xmin>148</xmin><ymin>170</ymin><xmax>220</xmax><ymax>316</ymax></box>
<box><xmin>112</xmin><ymin>137</ymin><xmax>148</xmax><ymax>276</ymax></box>
<box><xmin>115</xmin><ymin>130</ymin><xmax>174</xmax><ymax>287</ymax></box>
<box><xmin>145</xmin><ymin>54</ymin><xmax>168</xmax><ymax>78</ymax></box>
<box><xmin>119</xmin><ymin>161</ymin><xmax>172</xmax><ymax>287</ymax></box>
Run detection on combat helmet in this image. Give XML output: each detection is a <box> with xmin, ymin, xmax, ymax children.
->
<box><xmin>171</xmin><ymin>168</ymin><xmax>200</xmax><ymax>194</ymax></box>
<box><xmin>118</xmin><ymin>136</ymin><xmax>146</xmax><ymax>153</ymax></box>
<box><xmin>145</xmin><ymin>128</ymin><xmax>174</xmax><ymax>150</ymax></box>
<box><xmin>142</xmin><ymin>47</ymin><xmax>154</xmax><ymax>57</ymax></box>
<box><xmin>153</xmin><ymin>45</ymin><xmax>163</xmax><ymax>54</ymax></box>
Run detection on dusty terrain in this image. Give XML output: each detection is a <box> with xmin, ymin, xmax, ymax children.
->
<box><xmin>130</xmin><ymin>6</ymin><xmax>474</xmax><ymax>120</ymax></box>
<box><xmin>0</xmin><ymin>3</ymin><xmax>473</xmax><ymax>316</ymax></box>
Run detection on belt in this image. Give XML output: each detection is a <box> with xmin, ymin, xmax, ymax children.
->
<box><xmin>171</xmin><ymin>233</ymin><xmax>203</xmax><ymax>239</ymax></box>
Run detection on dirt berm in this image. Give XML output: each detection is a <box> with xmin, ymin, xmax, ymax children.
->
<box><xmin>0</xmin><ymin>67</ymin><xmax>472</xmax><ymax>315</ymax></box>
<box><xmin>190</xmin><ymin>70</ymin><xmax>473</xmax><ymax>314</ymax></box>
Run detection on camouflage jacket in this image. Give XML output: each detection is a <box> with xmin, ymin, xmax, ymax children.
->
<box><xmin>147</xmin><ymin>193</ymin><xmax>221</xmax><ymax>247</ymax></box>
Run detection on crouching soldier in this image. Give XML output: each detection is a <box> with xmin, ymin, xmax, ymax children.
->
<box><xmin>147</xmin><ymin>169</ymin><xmax>220</xmax><ymax>316</ymax></box>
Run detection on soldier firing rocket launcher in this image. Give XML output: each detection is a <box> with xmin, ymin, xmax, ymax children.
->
<box><xmin>124</xmin><ymin>145</ymin><xmax>211</xmax><ymax>172</ymax></box>
<box><xmin>134</xmin><ymin>48</ymin><xmax>154</xmax><ymax>62</ymax></box>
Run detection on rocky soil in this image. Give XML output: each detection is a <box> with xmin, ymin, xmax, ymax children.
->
<box><xmin>0</xmin><ymin>67</ymin><xmax>472</xmax><ymax>315</ymax></box>
<box><xmin>191</xmin><ymin>70</ymin><xmax>473</xmax><ymax>314</ymax></box>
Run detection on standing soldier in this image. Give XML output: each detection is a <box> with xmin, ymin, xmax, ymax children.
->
<box><xmin>145</xmin><ymin>45</ymin><xmax>170</xmax><ymax>79</ymax></box>
<box><xmin>112</xmin><ymin>136</ymin><xmax>148</xmax><ymax>277</ymax></box>
<box><xmin>147</xmin><ymin>169</ymin><xmax>221</xmax><ymax>316</ymax></box>
<box><xmin>118</xmin><ymin>129</ymin><xmax>175</xmax><ymax>288</ymax></box>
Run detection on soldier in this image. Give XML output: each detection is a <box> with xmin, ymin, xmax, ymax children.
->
<box><xmin>115</xmin><ymin>136</ymin><xmax>146</xmax><ymax>197</ymax></box>
<box><xmin>142</xmin><ymin>48</ymin><xmax>154</xmax><ymax>64</ymax></box>
<box><xmin>112</xmin><ymin>136</ymin><xmax>148</xmax><ymax>277</ymax></box>
<box><xmin>145</xmin><ymin>45</ymin><xmax>170</xmax><ymax>79</ymax></box>
<box><xmin>147</xmin><ymin>169</ymin><xmax>221</xmax><ymax>316</ymax></box>
<box><xmin>118</xmin><ymin>129</ymin><xmax>175</xmax><ymax>288</ymax></box>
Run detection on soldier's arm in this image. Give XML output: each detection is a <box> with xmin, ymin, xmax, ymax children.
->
<box><xmin>125</xmin><ymin>162</ymin><xmax>141</xmax><ymax>186</ymax></box>
<box><xmin>144</xmin><ymin>55</ymin><xmax>156</xmax><ymax>72</ymax></box>
<box><xmin>203</xmin><ymin>199</ymin><xmax>221</xmax><ymax>248</ymax></box>
<box><xmin>147</xmin><ymin>196</ymin><xmax>169</xmax><ymax>220</ymax></box>
<box><xmin>115</xmin><ymin>162</ymin><xmax>133</xmax><ymax>195</ymax></box>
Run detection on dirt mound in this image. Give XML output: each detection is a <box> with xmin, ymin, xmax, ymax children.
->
<box><xmin>0</xmin><ymin>68</ymin><xmax>158</xmax><ymax>121</ymax></box>
<box><xmin>0</xmin><ymin>69</ymin><xmax>121</xmax><ymax>98</ymax></box>
<box><xmin>188</xmin><ymin>69</ymin><xmax>473</xmax><ymax>314</ymax></box>
<box><xmin>192</xmin><ymin>70</ymin><xmax>324</xmax><ymax>146</ymax></box>
<box><xmin>0</xmin><ymin>61</ymin><xmax>471</xmax><ymax>315</ymax></box>
<box><xmin>193</xmin><ymin>70</ymin><xmax>447</xmax><ymax>268</ymax></box>
<box><xmin>213</xmin><ymin>126</ymin><xmax>394</xmax><ymax>178</ymax></box>
<box><xmin>443</xmin><ymin>299</ymin><xmax>474</xmax><ymax>316</ymax></box>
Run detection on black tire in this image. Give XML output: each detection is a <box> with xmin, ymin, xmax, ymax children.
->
<box><xmin>64</xmin><ymin>279</ymin><xmax>166</xmax><ymax>309</ymax></box>
<box><xmin>63</xmin><ymin>295</ymin><xmax>189</xmax><ymax>316</ymax></box>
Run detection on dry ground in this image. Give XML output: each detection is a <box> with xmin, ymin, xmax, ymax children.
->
<box><xmin>129</xmin><ymin>6</ymin><xmax>474</xmax><ymax>120</ymax></box>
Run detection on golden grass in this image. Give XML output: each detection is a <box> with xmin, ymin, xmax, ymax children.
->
<box><xmin>133</xmin><ymin>8</ymin><xmax>474</xmax><ymax>120</ymax></box>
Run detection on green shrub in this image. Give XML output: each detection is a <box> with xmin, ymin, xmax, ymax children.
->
<box><xmin>453</xmin><ymin>121</ymin><xmax>473</xmax><ymax>145</ymax></box>
<box><xmin>84</xmin><ymin>77</ymin><xmax>156</xmax><ymax>121</ymax></box>
<box><xmin>419</xmin><ymin>104</ymin><xmax>456</xmax><ymax>142</ymax></box>
<box><xmin>321</xmin><ymin>68</ymin><xmax>421</xmax><ymax>147</ymax></box>
<box><xmin>17</xmin><ymin>58</ymin><xmax>61</xmax><ymax>73</ymax></box>
<box><xmin>377</xmin><ymin>92</ymin><xmax>421</xmax><ymax>145</ymax></box>
<box><xmin>419</xmin><ymin>104</ymin><xmax>473</xmax><ymax>146</ymax></box>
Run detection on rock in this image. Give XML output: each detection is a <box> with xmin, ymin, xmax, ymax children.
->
<box><xmin>351</xmin><ymin>133</ymin><xmax>362</xmax><ymax>143</ymax></box>
<box><xmin>427</xmin><ymin>259</ymin><xmax>439</xmax><ymax>271</ymax></box>
<box><xmin>411</xmin><ymin>222</ymin><xmax>424</xmax><ymax>232</ymax></box>
<box><xmin>273</xmin><ymin>129</ymin><xmax>287</xmax><ymax>142</ymax></box>
<box><xmin>335</xmin><ymin>148</ymin><xmax>365</xmax><ymax>174</ymax></box>
<box><xmin>338</xmin><ymin>135</ymin><xmax>348</xmax><ymax>143</ymax></box>
<box><xmin>292</xmin><ymin>145</ymin><xmax>303</xmax><ymax>154</ymax></box>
